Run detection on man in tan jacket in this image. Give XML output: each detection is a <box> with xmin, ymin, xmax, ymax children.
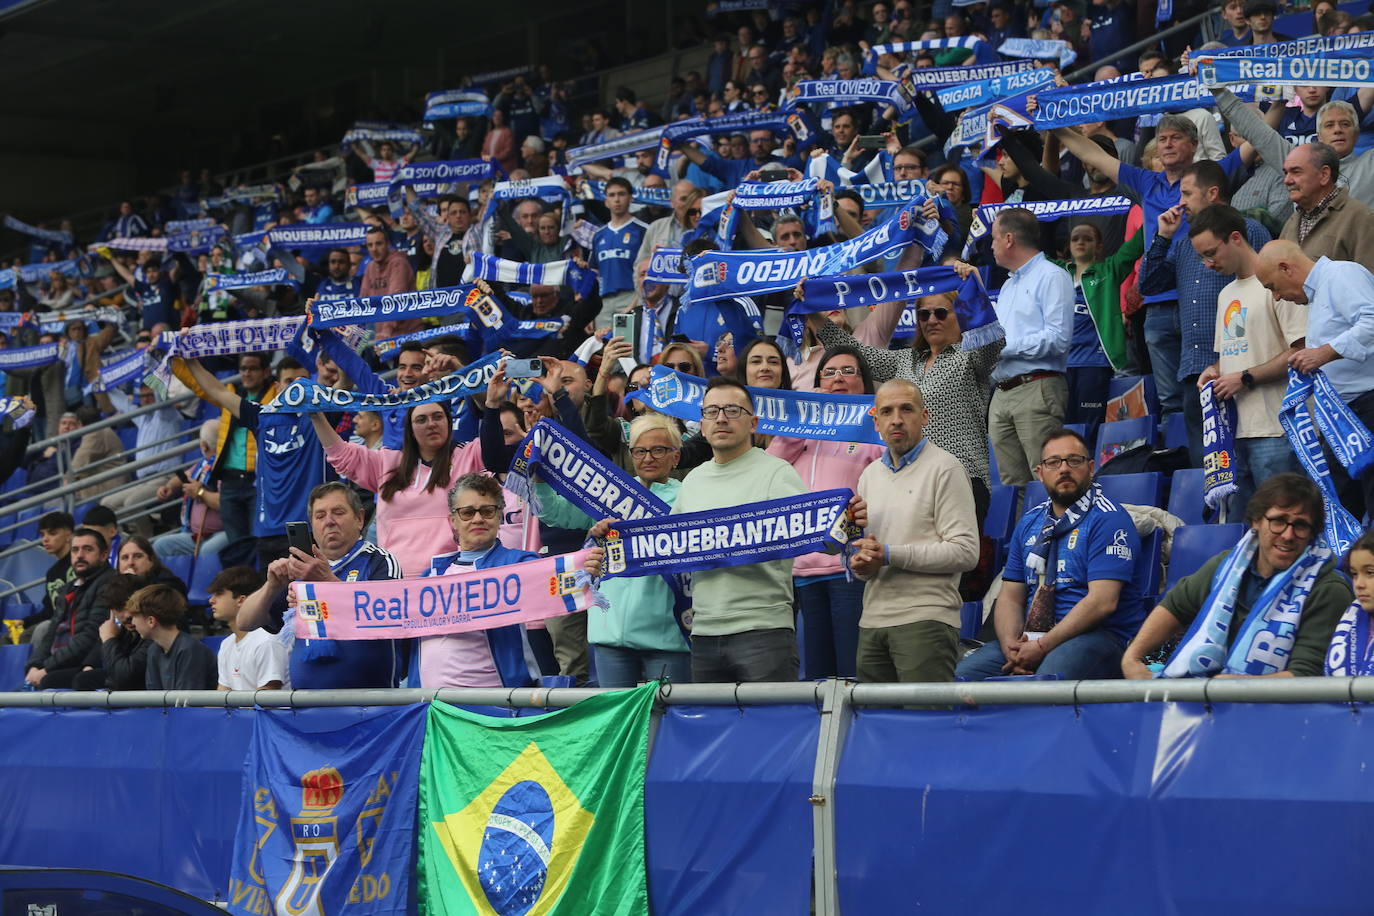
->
<box><xmin>850</xmin><ymin>379</ymin><xmax>980</xmax><ymax>683</ymax></box>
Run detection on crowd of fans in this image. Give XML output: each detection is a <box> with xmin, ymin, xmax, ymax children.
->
<box><xmin>4</xmin><ymin>0</ymin><xmax>1374</xmax><ymax>693</ymax></box>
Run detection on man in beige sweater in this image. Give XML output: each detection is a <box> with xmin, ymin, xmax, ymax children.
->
<box><xmin>850</xmin><ymin>380</ymin><xmax>980</xmax><ymax>682</ymax></box>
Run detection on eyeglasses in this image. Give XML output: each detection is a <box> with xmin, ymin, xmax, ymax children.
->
<box><xmin>1262</xmin><ymin>515</ymin><xmax>1314</xmax><ymax>538</ymax></box>
<box><xmin>629</xmin><ymin>445</ymin><xmax>678</xmax><ymax>459</ymax></box>
<box><xmin>1196</xmin><ymin>245</ymin><xmax>1222</xmax><ymax>264</ymax></box>
<box><xmin>916</xmin><ymin>307</ymin><xmax>950</xmax><ymax>322</ymax></box>
<box><xmin>819</xmin><ymin>365</ymin><xmax>858</xmax><ymax>378</ymax></box>
<box><xmin>686</xmin><ymin>208</ymin><xmax>702</xmax><ymax>218</ymax></box>
<box><xmin>664</xmin><ymin>361</ymin><xmax>696</xmax><ymax>372</ymax></box>
<box><xmin>1039</xmin><ymin>455</ymin><xmax>1090</xmax><ymax>470</ymax></box>
<box><xmin>452</xmin><ymin>505</ymin><xmax>500</xmax><ymax>520</ymax></box>
<box><xmin>701</xmin><ymin>404</ymin><xmax>752</xmax><ymax>419</ymax></box>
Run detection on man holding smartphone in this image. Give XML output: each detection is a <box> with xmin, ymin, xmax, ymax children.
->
<box><xmin>235</xmin><ymin>482</ymin><xmax>405</xmax><ymax>689</ymax></box>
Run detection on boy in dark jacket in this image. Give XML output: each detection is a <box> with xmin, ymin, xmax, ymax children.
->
<box><xmin>71</xmin><ymin>574</ymin><xmax>147</xmax><ymax>690</ymax></box>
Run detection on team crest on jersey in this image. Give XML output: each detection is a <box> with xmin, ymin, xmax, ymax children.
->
<box><xmin>1067</xmin><ymin>528</ymin><xmax>1079</xmax><ymax>550</ymax></box>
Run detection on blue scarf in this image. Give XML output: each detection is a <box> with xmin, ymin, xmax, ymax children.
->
<box><xmin>372</xmin><ymin>323</ymin><xmax>471</xmax><ymax>358</ymax></box>
<box><xmin>1160</xmin><ymin>529</ymin><xmax>1332</xmax><ymax>677</ymax></box>
<box><xmin>264</xmin><ymin>351</ymin><xmax>502</xmax><ymax>414</ymax></box>
<box><xmin>786</xmin><ymin>78</ymin><xmax>916</xmax><ymax>118</ymax></box>
<box><xmin>0</xmin><ymin>342</ymin><xmax>59</xmax><ymax>370</ymax></box>
<box><xmin>905</xmin><ymin>59</ymin><xmax>1036</xmax><ymax>90</ymax></box>
<box><xmin>644</xmin><ymin>247</ymin><xmax>687</xmax><ymax>284</ymax></box>
<box><xmin>464</xmin><ymin>252</ymin><xmax>569</xmax><ymax>286</ymax></box>
<box><xmin>964</xmin><ymin>195</ymin><xmax>1135</xmax><ymax>256</ymax></box>
<box><xmin>1199</xmin><ymin>55</ymin><xmax>1374</xmax><ymax>90</ymax></box>
<box><xmin>507</xmin><ymin>419</ymin><xmax>671</xmax><ymax>520</ymax></box>
<box><xmin>706</xmin><ymin>0</ymin><xmax>769</xmax><ymax>12</ymax></box>
<box><xmin>863</xmin><ymin>37</ymin><xmax>992</xmax><ymax>74</ymax></box>
<box><xmin>1325</xmin><ymin>601</ymin><xmax>1374</xmax><ymax>677</ymax></box>
<box><xmin>164</xmin><ymin>217</ymin><xmax>216</xmax><ymax>234</ymax></box>
<box><xmin>308</xmin><ymin>283</ymin><xmax>481</xmax><ymax>328</ymax></box>
<box><xmin>388</xmin><ymin>159</ymin><xmax>499</xmax><ymax>217</ymax></box>
<box><xmin>423</xmin><ymin>89</ymin><xmax>491</xmax><ymax>120</ymax></box>
<box><xmin>998</xmin><ymin>37</ymin><xmax>1077</xmax><ymax>68</ymax></box>
<box><xmin>687</xmin><ymin>198</ymin><xmax>945</xmax><ymax>304</ymax></box>
<box><xmin>204</xmin><ymin>268</ymin><xmax>297</xmax><ymax>291</ymax></box>
<box><xmin>3</xmin><ymin>215</ymin><xmax>72</xmax><ymax>246</ymax></box>
<box><xmin>339</xmin><ymin>122</ymin><xmax>423</xmax><ymax>152</ymax></box>
<box><xmin>164</xmin><ymin>227</ymin><xmax>227</xmax><ymax>254</ymax></box>
<box><xmin>582</xmin><ymin>180</ymin><xmax>672</xmax><ymax>208</ymax></box>
<box><xmin>630</xmin><ymin>365</ymin><xmax>883</xmax><ymax>445</ymax></box>
<box><xmin>599</xmin><ymin>487</ymin><xmax>857</xmax><ymax>578</ymax></box>
<box><xmin>1034</xmin><ymin>74</ymin><xmax>1255</xmax><ymax>129</ymax></box>
<box><xmin>348</xmin><ymin>181</ymin><xmax>444</xmax><ymax>208</ymax></box>
<box><xmin>935</xmin><ymin>67</ymin><xmax>1056</xmax><ymax>112</ymax></box>
<box><xmin>655</xmin><ymin>111</ymin><xmax>819</xmax><ymax>175</ymax></box>
<box><xmin>717</xmin><ymin>179</ymin><xmax>835</xmax><ymax>251</ymax></box>
<box><xmin>14</xmin><ymin>258</ymin><xmax>83</xmax><ymax>284</ymax></box>
<box><xmin>850</xmin><ymin>180</ymin><xmax>933</xmax><ymax>211</ymax></box>
<box><xmin>948</xmin><ymin>87</ymin><xmax>1038</xmax><ymax>153</ymax></box>
<box><xmin>1212</xmin><ymin>30</ymin><xmax>1374</xmax><ymax>59</ymax></box>
<box><xmin>1199</xmin><ymin>382</ymin><xmax>1238</xmax><ymax>511</ymax></box>
<box><xmin>85</xmin><ymin>348</ymin><xmax>148</xmax><ymax>394</ymax></box>
<box><xmin>466</xmin><ymin>64</ymin><xmax>532</xmax><ymax>85</ymax></box>
<box><xmin>1278</xmin><ymin>368</ymin><xmax>1368</xmax><ymax>557</ymax></box>
<box><xmin>566</xmin><ymin>126</ymin><xmax>666</xmax><ymax>167</ymax></box>
<box><xmin>266</xmin><ymin>223</ymin><xmax>368</xmax><ymax>249</ymax></box>
<box><xmin>1022</xmin><ymin>482</ymin><xmax>1103</xmax><ymax>632</ymax></box>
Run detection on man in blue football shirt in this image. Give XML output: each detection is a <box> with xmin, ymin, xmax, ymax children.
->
<box><xmin>590</xmin><ymin>177</ymin><xmax>649</xmax><ymax>326</ymax></box>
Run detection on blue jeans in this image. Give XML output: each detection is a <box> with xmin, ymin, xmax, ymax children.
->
<box><xmin>151</xmin><ymin>529</ymin><xmax>228</xmax><ymax>558</ymax></box>
<box><xmin>797</xmin><ymin>576</ymin><xmax>865</xmax><ymax>679</ymax></box>
<box><xmin>592</xmin><ymin>645</ymin><xmax>692</xmax><ymax>688</ymax></box>
<box><xmin>1143</xmin><ymin>303</ymin><xmax>1182</xmax><ymax>416</ymax></box>
<box><xmin>1230</xmin><ymin>436</ymin><xmax>1300</xmax><ymax>521</ymax></box>
<box><xmin>955</xmin><ymin>629</ymin><xmax>1126</xmax><ymax>680</ymax></box>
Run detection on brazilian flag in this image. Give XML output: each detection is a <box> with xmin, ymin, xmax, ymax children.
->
<box><xmin>418</xmin><ymin>684</ymin><xmax>656</xmax><ymax>916</ymax></box>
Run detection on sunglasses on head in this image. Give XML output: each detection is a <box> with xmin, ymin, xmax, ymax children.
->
<box><xmin>917</xmin><ymin>307</ymin><xmax>950</xmax><ymax>322</ymax></box>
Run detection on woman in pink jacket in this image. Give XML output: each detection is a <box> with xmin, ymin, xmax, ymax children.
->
<box><xmin>766</xmin><ymin>346</ymin><xmax>884</xmax><ymax>679</ymax></box>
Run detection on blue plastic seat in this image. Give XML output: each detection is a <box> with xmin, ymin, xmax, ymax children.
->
<box><xmin>1097</xmin><ymin>471</ymin><xmax>1165</xmax><ymax>509</ymax></box>
<box><xmin>983</xmin><ymin>485</ymin><xmax>1020</xmax><ymax>543</ymax></box>
<box><xmin>1135</xmin><ymin>528</ymin><xmax>1165</xmax><ymax>600</ymax></box>
<box><xmin>116</xmin><ymin>426</ymin><xmax>138</xmax><ymax>453</ymax></box>
<box><xmin>1165</xmin><ymin>523</ymin><xmax>1247</xmax><ymax>594</ymax></box>
<box><xmin>959</xmin><ymin>601</ymin><xmax>984</xmax><ymax>640</ymax></box>
<box><xmin>1105</xmin><ymin>375</ymin><xmax>1158</xmax><ymax>421</ymax></box>
<box><xmin>161</xmin><ymin>554</ymin><xmax>194</xmax><ymax>585</ymax></box>
<box><xmin>1167</xmin><ymin>468</ymin><xmax>1209</xmax><ymax>526</ymax></box>
<box><xmin>187</xmin><ymin>552</ymin><xmax>223</xmax><ymax>608</ymax></box>
<box><xmin>1163</xmin><ymin>412</ymin><xmax>1188</xmax><ymax>451</ymax></box>
<box><xmin>1095</xmin><ymin>416</ymin><xmax>1157</xmax><ymax>467</ymax></box>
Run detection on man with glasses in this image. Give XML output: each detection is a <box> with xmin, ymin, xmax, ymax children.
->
<box><xmin>1123</xmin><ymin>474</ymin><xmax>1350</xmax><ymax>678</ymax></box>
<box><xmin>956</xmin><ymin>428</ymin><xmax>1146</xmax><ymax>681</ymax></box>
<box><xmin>672</xmin><ymin>378</ymin><xmax>809</xmax><ymax>682</ymax></box>
<box><xmin>1189</xmin><ymin>205</ymin><xmax>1304</xmax><ymax>517</ymax></box>
<box><xmin>236</xmin><ymin>482</ymin><xmax>404</xmax><ymax>688</ymax></box>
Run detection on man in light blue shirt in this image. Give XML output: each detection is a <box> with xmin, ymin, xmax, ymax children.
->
<box><xmin>1256</xmin><ymin>239</ymin><xmax>1374</xmax><ymax>521</ymax></box>
<box><xmin>960</xmin><ymin>207</ymin><xmax>1075</xmax><ymax>485</ymax></box>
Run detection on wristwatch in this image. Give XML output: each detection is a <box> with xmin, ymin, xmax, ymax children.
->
<box><xmin>1241</xmin><ymin>369</ymin><xmax>1255</xmax><ymax>390</ymax></box>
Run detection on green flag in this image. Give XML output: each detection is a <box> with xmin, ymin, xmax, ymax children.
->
<box><xmin>418</xmin><ymin>684</ymin><xmax>657</xmax><ymax>916</ymax></box>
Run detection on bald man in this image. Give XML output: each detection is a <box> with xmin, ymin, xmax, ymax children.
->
<box><xmin>1256</xmin><ymin>239</ymin><xmax>1374</xmax><ymax>518</ymax></box>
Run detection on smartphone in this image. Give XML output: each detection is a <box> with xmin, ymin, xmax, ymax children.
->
<box><xmin>757</xmin><ymin>165</ymin><xmax>789</xmax><ymax>183</ymax></box>
<box><xmin>856</xmin><ymin>135</ymin><xmax>887</xmax><ymax>149</ymax></box>
<box><xmin>505</xmin><ymin>357</ymin><xmax>545</xmax><ymax>379</ymax></box>
<box><xmin>612</xmin><ymin>312</ymin><xmax>640</xmax><ymax>350</ymax></box>
<box><xmin>286</xmin><ymin>521</ymin><xmax>314</xmax><ymax>556</ymax></box>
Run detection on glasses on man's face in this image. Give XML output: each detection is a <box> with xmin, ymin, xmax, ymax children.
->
<box><xmin>1263</xmin><ymin>515</ymin><xmax>1314</xmax><ymax>538</ymax></box>
<box><xmin>917</xmin><ymin>307</ymin><xmax>950</xmax><ymax>322</ymax></box>
<box><xmin>664</xmin><ymin>360</ymin><xmax>695</xmax><ymax>372</ymax></box>
<box><xmin>452</xmin><ymin>505</ymin><xmax>500</xmax><ymax>521</ymax></box>
<box><xmin>1040</xmin><ymin>455</ymin><xmax>1090</xmax><ymax>470</ymax></box>
<box><xmin>686</xmin><ymin>208</ymin><xmax>702</xmax><ymax>218</ymax></box>
<box><xmin>630</xmin><ymin>445</ymin><xmax>678</xmax><ymax>460</ymax></box>
<box><xmin>819</xmin><ymin>365</ymin><xmax>858</xmax><ymax>378</ymax></box>
<box><xmin>1197</xmin><ymin>244</ymin><xmax>1223</xmax><ymax>264</ymax></box>
<box><xmin>701</xmin><ymin>404</ymin><xmax>752</xmax><ymax>420</ymax></box>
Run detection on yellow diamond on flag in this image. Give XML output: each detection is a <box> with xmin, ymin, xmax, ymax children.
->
<box><xmin>432</xmin><ymin>741</ymin><xmax>595</xmax><ymax>916</ymax></box>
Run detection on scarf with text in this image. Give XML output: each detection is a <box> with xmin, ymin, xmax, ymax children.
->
<box><xmin>506</xmin><ymin>419</ymin><xmax>671</xmax><ymax>522</ymax></box>
<box><xmin>786</xmin><ymin>78</ymin><xmax>916</xmax><ymax>119</ymax></box>
<box><xmin>998</xmin><ymin>37</ymin><xmax>1077</xmax><ymax>68</ymax></box>
<box><xmin>164</xmin><ymin>217</ymin><xmax>217</xmax><ymax>234</ymax></box>
<box><xmin>147</xmin><ymin>317</ymin><xmax>367</xmax><ymax>393</ymax></box>
<box><xmin>263</xmin><ymin>351</ymin><xmax>502</xmax><ymax>414</ymax></box>
<box><xmin>1199</xmin><ymin>382</ymin><xmax>1239</xmax><ymax>511</ymax></box>
<box><xmin>372</xmin><ymin>324</ymin><xmax>472</xmax><ymax>358</ymax></box>
<box><xmin>905</xmin><ymin>59</ymin><xmax>1036</xmax><ymax>90</ymax></box>
<box><xmin>85</xmin><ymin>348</ymin><xmax>147</xmax><ymax>394</ymax></box>
<box><xmin>1160</xmin><ymin>529</ymin><xmax>1331</xmax><ymax>677</ymax></box>
<box><xmin>265</xmin><ymin>223</ymin><xmax>369</xmax><ymax>250</ymax></box>
<box><xmin>629</xmin><ymin>365</ymin><xmax>883</xmax><ymax>445</ymax></box>
<box><xmin>423</xmin><ymin>89</ymin><xmax>491</xmax><ymax>120</ymax></box>
<box><xmin>1278</xmin><ymin>368</ymin><xmax>1370</xmax><ymax>556</ymax></box>
<box><xmin>599</xmin><ymin>487</ymin><xmax>855</xmax><ymax>578</ymax></box>
<box><xmin>308</xmin><ymin>283</ymin><xmax>482</xmax><ymax>328</ymax></box>
<box><xmin>655</xmin><ymin>110</ymin><xmax>819</xmax><ymax>175</ymax></box>
<box><xmin>644</xmin><ymin>246</ymin><xmax>687</xmax><ymax>285</ymax></box>
<box><xmin>1022</xmin><ymin>482</ymin><xmax>1106</xmax><ymax>631</ymax></box>
<box><xmin>582</xmin><ymin>180</ymin><xmax>673</xmax><ymax>209</ymax></box>
<box><xmin>339</xmin><ymin>122</ymin><xmax>423</xmax><ymax>152</ymax></box>
<box><xmin>291</xmin><ymin>550</ymin><xmax>599</xmax><ymax>640</ymax></box>
<box><xmin>964</xmin><ymin>195</ymin><xmax>1135</xmax><ymax>256</ymax></box>
<box><xmin>849</xmin><ymin>179</ymin><xmax>933</xmax><ymax>210</ymax></box>
<box><xmin>1033</xmin><ymin>73</ymin><xmax>1255</xmax><ymax>129</ymax></box>
<box><xmin>717</xmin><ymin>178</ymin><xmax>835</xmax><ymax>251</ymax></box>
<box><xmin>388</xmin><ymin>159</ymin><xmax>499</xmax><ymax>218</ymax></box>
<box><xmin>204</xmin><ymin>268</ymin><xmax>298</xmax><ymax>291</ymax></box>
<box><xmin>3</xmin><ymin>215</ymin><xmax>72</xmax><ymax>247</ymax></box>
<box><xmin>1325</xmin><ymin>601</ymin><xmax>1374</xmax><ymax>677</ymax></box>
<box><xmin>480</xmin><ymin>176</ymin><xmax>574</xmax><ymax>248</ymax></box>
<box><xmin>1198</xmin><ymin>54</ymin><xmax>1374</xmax><ymax>90</ymax></box>
<box><xmin>687</xmin><ymin>197</ymin><xmax>944</xmax><ymax>303</ymax></box>
<box><xmin>935</xmin><ymin>66</ymin><xmax>1057</xmax><ymax>112</ymax></box>
<box><xmin>0</xmin><ymin>341</ymin><xmax>59</xmax><ymax>370</ymax></box>
<box><xmin>347</xmin><ymin>181</ymin><xmax>446</xmax><ymax>208</ymax></box>
<box><xmin>567</xmin><ymin>126</ymin><xmax>666</xmax><ymax>167</ymax></box>
<box><xmin>1211</xmin><ymin>29</ymin><xmax>1374</xmax><ymax>59</ymax></box>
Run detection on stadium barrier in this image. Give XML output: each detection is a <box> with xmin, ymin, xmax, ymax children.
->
<box><xmin>3</xmin><ymin>678</ymin><xmax>1373</xmax><ymax>914</ymax></box>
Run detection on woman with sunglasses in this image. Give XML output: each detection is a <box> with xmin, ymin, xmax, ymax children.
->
<box><xmin>531</xmin><ymin>413</ymin><xmax>693</xmax><ymax>687</ymax></box>
<box><xmin>767</xmin><ymin>346</ymin><xmax>885</xmax><ymax>678</ymax></box>
<box><xmin>811</xmin><ymin>286</ymin><xmax>1003</xmax><ymax>525</ymax></box>
<box><xmin>1050</xmin><ymin>221</ymin><xmax>1142</xmax><ymax>426</ymax></box>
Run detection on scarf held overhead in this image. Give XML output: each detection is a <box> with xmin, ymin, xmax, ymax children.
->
<box><xmin>264</xmin><ymin>351</ymin><xmax>502</xmax><ymax>414</ymax></box>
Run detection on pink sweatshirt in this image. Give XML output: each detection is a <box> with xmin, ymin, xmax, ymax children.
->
<box><xmin>766</xmin><ymin>436</ymin><xmax>884</xmax><ymax>578</ymax></box>
<box><xmin>323</xmin><ymin>440</ymin><xmax>536</xmax><ymax>578</ymax></box>
<box><xmin>791</xmin><ymin>298</ymin><xmax>906</xmax><ymax>393</ymax></box>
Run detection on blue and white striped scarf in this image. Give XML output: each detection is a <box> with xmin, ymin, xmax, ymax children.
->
<box><xmin>863</xmin><ymin>36</ymin><xmax>990</xmax><ymax>73</ymax></box>
<box><xmin>463</xmin><ymin>253</ymin><xmax>569</xmax><ymax>287</ymax></box>
<box><xmin>655</xmin><ymin>111</ymin><xmax>818</xmax><ymax>175</ymax></box>
<box><xmin>264</xmin><ymin>351</ymin><xmax>502</xmax><ymax>414</ymax></box>
<box><xmin>423</xmin><ymin>89</ymin><xmax>491</xmax><ymax>121</ymax></box>
<box><xmin>85</xmin><ymin>348</ymin><xmax>147</xmax><ymax>394</ymax></box>
<box><xmin>1325</xmin><ymin>601</ymin><xmax>1374</xmax><ymax>677</ymax></box>
<box><xmin>1199</xmin><ymin>55</ymin><xmax>1374</xmax><ymax>90</ymax></box>
<box><xmin>372</xmin><ymin>324</ymin><xmax>472</xmax><ymax>358</ymax></box>
<box><xmin>787</xmin><ymin>78</ymin><xmax>915</xmax><ymax>117</ymax></box>
<box><xmin>630</xmin><ymin>365</ymin><xmax>883</xmax><ymax>445</ymax></box>
<box><xmin>1160</xmin><ymin>529</ymin><xmax>1331</xmax><ymax>677</ymax></box>
<box><xmin>3</xmin><ymin>215</ymin><xmax>72</xmax><ymax>247</ymax></box>
<box><xmin>205</xmin><ymin>268</ymin><xmax>298</xmax><ymax>291</ymax></box>
<box><xmin>687</xmin><ymin>197</ymin><xmax>944</xmax><ymax>304</ymax></box>
<box><xmin>997</xmin><ymin>37</ymin><xmax>1077</xmax><ymax>68</ymax></box>
<box><xmin>567</xmin><ymin>126</ymin><xmax>666</xmax><ymax>167</ymax></box>
<box><xmin>309</xmin><ymin>284</ymin><xmax>482</xmax><ymax>328</ymax></box>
